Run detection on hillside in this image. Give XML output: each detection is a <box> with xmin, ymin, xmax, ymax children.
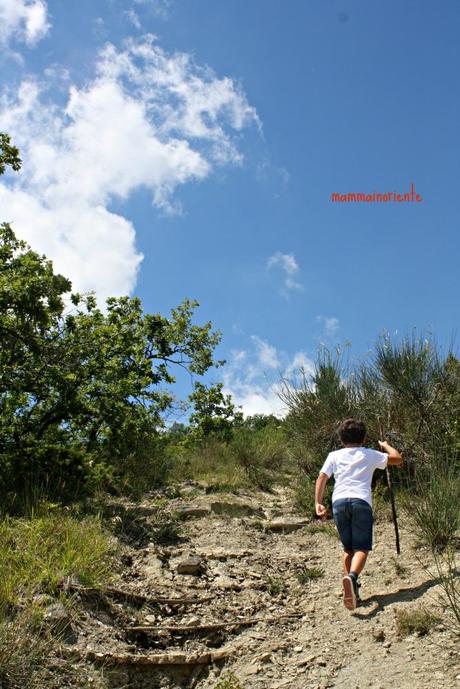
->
<box><xmin>53</xmin><ymin>481</ymin><xmax>459</xmax><ymax>689</ymax></box>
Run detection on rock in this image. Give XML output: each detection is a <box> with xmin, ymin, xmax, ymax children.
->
<box><xmin>245</xmin><ymin>665</ymin><xmax>260</xmax><ymax>675</ymax></box>
<box><xmin>294</xmin><ymin>645</ymin><xmax>303</xmax><ymax>652</ymax></box>
<box><xmin>297</xmin><ymin>654</ymin><xmax>316</xmax><ymax>666</ymax></box>
<box><xmin>177</xmin><ymin>556</ymin><xmax>203</xmax><ymax>575</ymax></box>
<box><xmin>176</xmin><ymin>506</ymin><xmax>211</xmax><ymax>520</ymax></box>
<box><xmin>264</xmin><ymin>518</ymin><xmax>311</xmax><ymax>533</ymax></box>
<box><xmin>373</xmin><ymin>629</ymin><xmax>385</xmax><ymax>642</ymax></box>
<box><xmin>212</xmin><ymin>575</ymin><xmax>241</xmax><ymax>590</ymax></box>
<box><xmin>144</xmin><ymin>554</ymin><xmax>164</xmax><ymax>578</ymax></box>
<box><xmin>144</xmin><ymin>614</ymin><xmax>156</xmax><ymax>623</ymax></box>
<box><xmin>241</xmin><ymin>579</ymin><xmax>255</xmax><ymax>589</ymax></box>
<box><xmin>196</xmin><ymin>547</ymin><xmax>253</xmax><ymax>560</ymax></box>
<box><xmin>185</xmin><ymin>616</ymin><xmax>200</xmax><ymax>626</ymax></box>
<box><xmin>44</xmin><ymin>603</ymin><xmax>76</xmax><ymax>643</ymax></box>
<box><xmin>210</xmin><ymin>498</ymin><xmax>265</xmax><ymax>518</ymax></box>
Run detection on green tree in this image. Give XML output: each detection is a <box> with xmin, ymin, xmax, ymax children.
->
<box><xmin>0</xmin><ymin>132</ymin><xmax>21</xmax><ymax>175</ymax></box>
<box><xmin>0</xmin><ymin>135</ymin><xmax>224</xmax><ymax>507</ymax></box>
<box><xmin>188</xmin><ymin>381</ymin><xmax>243</xmax><ymax>444</ymax></box>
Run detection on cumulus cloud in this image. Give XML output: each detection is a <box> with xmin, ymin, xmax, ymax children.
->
<box><xmin>222</xmin><ymin>337</ymin><xmax>315</xmax><ymax>417</ymax></box>
<box><xmin>267</xmin><ymin>251</ymin><xmax>303</xmax><ymax>294</ymax></box>
<box><xmin>0</xmin><ymin>0</ymin><xmax>50</xmax><ymax>46</ymax></box>
<box><xmin>0</xmin><ymin>36</ymin><xmax>259</xmax><ymax>301</ymax></box>
<box><xmin>316</xmin><ymin>315</ymin><xmax>340</xmax><ymax>337</ymax></box>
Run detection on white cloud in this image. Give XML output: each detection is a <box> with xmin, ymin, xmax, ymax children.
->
<box><xmin>316</xmin><ymin>315</ymin><xmax>340</xmax><ymax>337</ymax></box>
<box><xmin>133</xmin><ymin>0</ymin><xmax>172</xmax><ymax>19</ymax></box>
<box><xmin>267</xmin><ymin>251</ymin><xmax>298</xmax><ymax>274</ymax></box>
<box><xmin>249</xmin><ymin>335</ymin><xmax>280</xmax><ymax>370</ymax></box>
<box><xmin>125</xmin><ymin>9</ymin><xmax>141</xmax><ymax>29</ymax></box>
<box><xmin>0</xmin><ymin>36</ymin><xmax>259</xmax><ymax>301</ymax></box>
<box><xmin>0</xmin><ymin>0</ymin><xmax>50</xmax><ymax>46</ymax></box>
<box><xmin>222</xmin><ymin>338</ymin><xmax>315</xmax><ymax>417</ymax></box>
<box><xmin>267</xmin><ymin>251</ymin><xmax>303</xmax><ymax>294</ymax></box>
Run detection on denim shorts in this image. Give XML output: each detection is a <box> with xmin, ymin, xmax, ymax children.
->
<box><xmin>332</xmin><ymin>498</ymin><xmax>374</xmax><ymax>552</ymax></box>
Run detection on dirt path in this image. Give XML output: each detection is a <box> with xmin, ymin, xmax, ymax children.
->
<box><xmin>68</xmin><ymin>482</ymin><xmax>460</xmax><ymax>689</ymax></box>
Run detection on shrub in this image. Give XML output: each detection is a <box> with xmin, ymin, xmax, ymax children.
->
<box><xmin>431</xmin><ymin>546</ymin><xmax>460</xmax><ymax>636</ymax></box>
<box><xmin>395</xmin><ymin>607</ymin><xmax>439</xmax><ymax>636</ymax></box>
<box><xmin>404</xmin><ymin>457</ymin><xmax>460</xmax><ymax>552</ymax></box>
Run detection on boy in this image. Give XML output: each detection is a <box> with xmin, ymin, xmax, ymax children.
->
<box><xmin>314</xmin><ymin>418</ymin><xmax>403</xmax><ymax>610</ymax></box>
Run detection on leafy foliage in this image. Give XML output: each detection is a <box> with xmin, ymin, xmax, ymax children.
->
<box><xmin>0</xmin><ymin>132</ymin><xmax>21</xmax><ymax>175</ymax></box>
<box><xmin>188</xmin><ymin>381</ymin><xmax>243</xmax><ymax>443</ymax></box>
<box><xmin>0</xmin><ymin>135</ymin><xmax>224</xmax><ymax>507</ymax></box>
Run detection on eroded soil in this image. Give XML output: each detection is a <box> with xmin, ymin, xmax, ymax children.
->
<box><xmin>61</xmin><ymin>482</ymin><xmax>460</xmax><ymax>689</ymax></box>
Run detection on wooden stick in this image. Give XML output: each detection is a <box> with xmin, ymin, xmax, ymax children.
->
<box><xmin>385</xmin><ymin>465</ymin><xmax>401</xmax><ymax>555</ymax></box>
<box><xmin>378</xmin><ymin>418</ymin><xmax>401</xmax><ymax>555</ymax></box>
<box><xmin>61</xmin><ymin>646</ymin><xmax>237</xmax><ymax>666</ymax></box>
<box><xmin>127</xmin><ymin>612</ymin><xmax>303</xmax><ymax>634</ymax></box>
<box><xmin>60</xmin><ymin>581</ymin><xmax>213</xmax><ymax>606</ymax></box>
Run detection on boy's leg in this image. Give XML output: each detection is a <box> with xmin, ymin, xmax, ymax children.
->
<box><xmin>343</xmin><ymin>550</ymin><xmax>353</xmax><ymax>575</ymax></box>
<box><xmin>350</xmin><ymin>550</ymin><xmax>368</xmax><ymax>576</ymax></box>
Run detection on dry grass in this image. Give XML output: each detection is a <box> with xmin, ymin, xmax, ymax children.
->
<box><xmin>395</xmin><ymin>606</ymin><xmax>440</xmax><ymax>637</ymax></box>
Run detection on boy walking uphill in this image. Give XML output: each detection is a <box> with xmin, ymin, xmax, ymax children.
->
<box><xmin>315</xmin><ymin>418</ymin><xmax>403</xmax><ymax>610</ymax></box>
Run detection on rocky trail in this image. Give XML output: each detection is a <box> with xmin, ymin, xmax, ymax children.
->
<box><xmin>60</xmin><ymin>482</ymin><xmax>459</xmax><ymax>689</ymax></box>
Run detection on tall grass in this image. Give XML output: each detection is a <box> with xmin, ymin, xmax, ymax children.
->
<box><xmin>168</xmin><ymin>423</ymin><xmax>288</xmax><ymax>491</ymax></box>
<box><xmin>0</xmin><ymin>511</ymin><xmax>116</xmax><ymax>614</ymax></box>
<box><xmin>0</xmin><ymin>510</ymin><xmax>117</xmax><ymax>688</ymax></box>
<box><xmin>432</xmin><ymin>546</ymin><xmax>460</xmax><ymax>636</ymax></box>
<box><xmin>0</xmin><ymin>613</ymin><xmax>50</xmax><ymax>689</ymax></box>
<box><xmin>406</xmin><ymin>455</ymin><xmax>460</xmax><ymax>552</ymax></box>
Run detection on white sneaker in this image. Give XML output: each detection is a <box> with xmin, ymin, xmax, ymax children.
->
<box><xmin>342</xmin><ymin>575</ymin><xmax>356</xmax><ymax>610</ymax></box>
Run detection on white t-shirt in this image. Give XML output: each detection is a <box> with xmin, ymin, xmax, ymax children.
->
<box><xmin>320</xmin><ymin>447</ymin><xmax>388</xmax><ymax>507</ymax></box>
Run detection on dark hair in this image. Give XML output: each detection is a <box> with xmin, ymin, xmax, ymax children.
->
<box><xmin>339</xmin><ymin>418</ymin><xmax>366</xmax><ymax>445</ymax></box>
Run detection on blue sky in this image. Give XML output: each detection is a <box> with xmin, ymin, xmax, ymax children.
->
<box><xmin>0</xmin><ymin>0</ymin><xmax>459</xmax><ymax>419</ymax></box>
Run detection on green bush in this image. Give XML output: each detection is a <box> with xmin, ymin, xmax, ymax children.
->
<box><xmin>404</xmin><ymin>457</ymin><xmax>460</xmax><ymax>552</ymax></box>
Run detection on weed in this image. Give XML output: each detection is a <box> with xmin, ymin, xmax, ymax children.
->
<box><xmin>266</xmin><ymin>575</ymin><xmax>289</xmax><ymax>597</ymax></box>
<box><xmin>296</xmin><ymin>566</ymin><xmax>325</xmax><ymax>583</ymax></box>
<box><xmin>395</xmin><ymin>607</ymin><xmax>439</xmax><ymax>636</ymax></box>
<box><xmin>391</xmin><ymin>556</ymin><xmax>409</xmax><ymax>577</ymax></box>
<box><xmin>213</xmin><ymin>671</ymin><xmax>246</xmax><ymax>689</ymax></box>
<box><xmin>154</xmin><ymin>519</ymin><xmax>181</xmax><ymax>545</ymax></box>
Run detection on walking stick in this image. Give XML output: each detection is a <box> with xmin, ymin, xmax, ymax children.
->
<box><xmin>378</xmin><ymin>419</ymin><xmax>401</xmax><ymax>555</ymax></box>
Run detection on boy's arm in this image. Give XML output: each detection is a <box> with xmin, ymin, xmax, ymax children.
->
<box><xmin>378</xmin><ymin>440</ymin><xmax>403</xmax><ymax>466</ymax></box>
<box><xmin>315</xmin><ymin>472</ymin><xmax>330</xmax><ymax>518</ymax></box>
